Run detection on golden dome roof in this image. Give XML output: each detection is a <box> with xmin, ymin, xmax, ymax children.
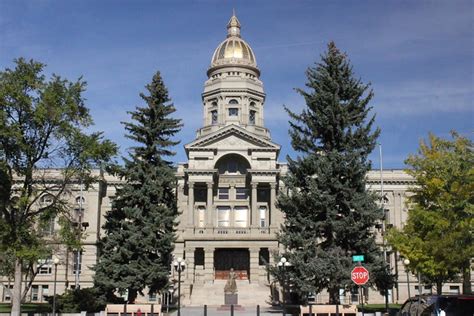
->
<box><xmin>210</xmin><ymin>13</ymin><xmax>258</xmax><ymax>69</ymax></box>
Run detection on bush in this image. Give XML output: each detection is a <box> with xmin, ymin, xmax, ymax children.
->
<box><xmin>46</xmin><ymin>288</ymin><xmax>106</xmax><ymax>312</ymax></box>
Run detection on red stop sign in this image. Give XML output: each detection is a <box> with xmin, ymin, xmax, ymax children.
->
<box><xmin>351</xmin><ymin>266</ymin><xmax>369</xmax><ymax>285</ymax></box>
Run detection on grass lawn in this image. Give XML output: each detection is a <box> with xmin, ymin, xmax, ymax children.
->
<box><xmin>0</xmin><ymin>303</ymin><xmax>51</xmax><ymax>313</ymax></box>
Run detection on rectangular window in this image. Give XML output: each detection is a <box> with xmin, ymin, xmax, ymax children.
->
<box><xmin>218</xmin><ymin>187</ymin><xmax>229</xmax><ymax>200</ymax></box>
<box><xmin>197</xmin><ymin>206</ymin><xmax>205</xmax><ymax>228</ymax></box>
<box><xmin>41</xmin><ymin>285</ymin><xmax>49</xmax><ymax>302</ymax></box>
<box><xmin>228</xmin><ymin>108</ymin><xmax>238</xmax><ymax>116</ymax></box>
<box><xmin>31</xmin><ymin>285</ymin><xmax>39</xmax><ymax>302</ymax></box>
<box><xmin>259</xmin><ymin>248</ymin><xmax>269</xmax><ymax>266</ymax></box>
<box><xmin>73</xmin><ymin>251</ymin><xmax>82</xmax><ymax>275</ymax></box>
<box><xmin>259</xmin><ymin>206</ymin><xmax>267</xmax><ymax>228</ymax></box>
<box><xmin>148</xmin><ymin>292</ymin><xmax>157</xmax><ymax>302</ymax></box>
<box><xmin>38</xmin><ymin>257</ymin><xmax>52</xmax><ymax>275</ymax></box>
<box><xmin>194</xmin><ymin>248</ymin><xmax>205</xmax><ymax>266</ymax></box>
<box><xmin>217</xmin><ymin>207</ymin><xmax>230</xmax><ymax>227</ymax></box>
<box><xmin>3</xmin><ymin>285</ymin><xmax>13</xmax><ymax>301</ymax></box>
<box><xmin>40</xmin><ymin>216</ymin><xmax>55</xmax><ymax>236</ymax></box>
<box><xmin>236</xmin><ymin>188</ymin><xmax>248</xmax><ymax>200</ymax></box>
<box><xmin>234</xmin><ymin>207</ymin><xmax>248</xmax><ymax>227</ymax></box>
<box><xmin>449</xmin><ymin>285</ymin><xmax>460</xmax><ymax>294</ymax></box>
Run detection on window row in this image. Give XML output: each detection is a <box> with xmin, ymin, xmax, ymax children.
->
<box><xmin>217</xmin><ymin>187</ymin><xmax>248</xmax><ymax>200</ymax></box>
<box><xmin>37</xmin><ymin>251</ymin><xmax>82</xmax><ymax>275</ymax></box>
<box><xmin>210</xmin><ymin>109</ymin><xmax>257</xmax><ymax>124</ymax></box>
<box><xmin>196</xmin><ymin>206</ymin><xmax>267</xmax><ymax>228</ymax></box>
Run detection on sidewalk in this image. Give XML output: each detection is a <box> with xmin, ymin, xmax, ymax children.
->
<box><xmin>167</xmin><ymin>306</ymin><xmax>284</xmax><ymax>316</ymax></box>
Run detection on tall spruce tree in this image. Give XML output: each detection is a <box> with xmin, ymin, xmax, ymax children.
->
<box><xmin>277</xmin><ymin>42</ymin><xmax>391</xmax><ymax>304</ymax></box>
<box><xmin>94</xmin><ymin>72</ymin><xmax>182</xmax><ymax>303</ymax></box>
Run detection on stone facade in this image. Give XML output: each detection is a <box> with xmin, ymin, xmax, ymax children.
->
<box><xmin>0</xmin><ymin>13</ymin><xmax>470</xmax><ymax>307</ymax></box>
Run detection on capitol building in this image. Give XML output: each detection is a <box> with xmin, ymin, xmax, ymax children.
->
<box><xmin>0</xmin><ymin>13</ymin><xmax>467</xmax><ymax>307</ymax></box>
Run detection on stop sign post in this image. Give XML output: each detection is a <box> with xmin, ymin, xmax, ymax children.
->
<box><xmin>352</xmin><ymin>266</ymin><xmax>369</xmax><ymax>314</ymax></box>
<box><xmin>351</xmin><ymin>266</ymin><xmax>369</xmax><ymax>285</ymax></box>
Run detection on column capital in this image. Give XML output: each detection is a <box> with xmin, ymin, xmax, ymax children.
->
<box><xmin>204</xmin><ymin>247</ymin><xmax>215</xmax><ymax>253</ymax></box>
<box><xmin>185</xmin><ymin>247</ymin><xmax>195</xmax><ymax>253</ymax></box>
<box><xmin>251</xmin><ymin>182</ymin><xmax>258</xmax><ymax>189</ymax></box>
<box><xmin>188</xmin><ymin>181</ymin><xmax>195</xmax><ymax>188</ymax></box>
<box><xmin>270</xmin><ymin>182</ymin><xmax>277</xmax><ymax>189</ymax></box>
<box><xmin>206</xmin><ymin>182</ymin><xmax>213</xmax><ymax>188</ymax></box>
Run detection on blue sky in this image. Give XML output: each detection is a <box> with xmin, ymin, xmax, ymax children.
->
<box><xmin>1</xmin><ymin>0</ymin><xmax>472</xmax><ymax>169</ymax></box>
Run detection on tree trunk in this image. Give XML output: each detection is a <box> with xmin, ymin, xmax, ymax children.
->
<box><xmin>436</xmin><ymin>281</ymin><xmax>443</xmax><ymax>295</ymax></box>
<box><xmin>462</xmin><ymin>266</ymin><xmax>472</xmax><ymax>294</ymax></box>
<box><xmin>11</xmin><ymin>258</ymin><xmax>22</xmax><ymax>316</ymax></box>
<box><xmin>128</xmin><ymin>288</ymin><xmax>137</xmax><ymax>304</ymax></box>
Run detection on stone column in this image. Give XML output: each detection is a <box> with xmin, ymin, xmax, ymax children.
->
<box><xmin>206</xmin><ymin>182</ymin><xmax>213</xmax><ymax>227</ymax></box>
<box><xmin>188</xmin><ymin>182</ymin><xmax>194</xmax><ymax>226</ymax></box>
<box><xmin>270</xmin><ymin>183</ymin><xmax>277</xmax><ymax>227</ymax></box>
<box><xmin>249</xmin><ymin>247</ymin><xmax>260</xmax><ymax>283</ymax></box>
<box><xmin>185</xmin><ymin>247</ymin><xmax>195</xmax><ymax>282</ymax></box>
<box><xmin>251</xmin><ymin>183</ymin><xmax>258</xmax><ymax>227</ymax></box>
<box><xmin>204</xmin><ymin>247</ymin><xmax>215</xmax><ymax>283</ymax></box>
<box><xmin>230</xmin><ymin>184</ymin><xmax>236</xmax><ymax>226</ymax></box>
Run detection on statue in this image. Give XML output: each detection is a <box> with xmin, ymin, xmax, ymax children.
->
<box><xmin>224</xmin><ymin>268</ymin><xmax>238</xmax><ymax>294</ymax></box>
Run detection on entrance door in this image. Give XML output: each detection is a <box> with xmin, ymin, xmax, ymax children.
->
<box><xmin>214</xmin><ymin>248</ymin><xmax>250</xmax><ymax>280</ymax></box>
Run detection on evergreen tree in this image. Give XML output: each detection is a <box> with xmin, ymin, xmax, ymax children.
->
<box><xmin>94</xmin><ymin>72</ymin><xmax>182</xmax><ymax>303</ymax></box>
<box><xmin>277</xmin><ymin>42</ymin><xmax>391</xmax><ymax>304</ymax></box>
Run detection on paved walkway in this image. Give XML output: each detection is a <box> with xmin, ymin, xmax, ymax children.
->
<box><xmin>167</xmin><ymin>306</ymin><xmax>284</xmax><ymax>316</ymax></box>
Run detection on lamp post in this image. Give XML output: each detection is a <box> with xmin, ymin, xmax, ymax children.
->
<box><xmin>278</xmin><ymin>257</ymin><xmax>291</xmax><ymax>316</ymax></box>
<box><xmin>403</xmin><ymin>259</ymin><xmax>411</xmax><ymax>299</ymax></box>
<box><xmin>173</xmin><ymin>258</ymin><xmax>185</xmax><ymax>316</ymax></box>
<box><xmin>52</xmin><ymin>256</ymin><xmax>60</xmax><ymax>316</ymax></box>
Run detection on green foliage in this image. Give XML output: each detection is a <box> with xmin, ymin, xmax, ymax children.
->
<box><xmin>388</xmin><ymin>132</ymin><xmax>473</xmax><ymax>293</ymax></box>
<box><xmin>94</xmin><ymin>71</ymin><xmax>182</xmax><ymax>303</ymax></box>
<box><xmin>0</xmin><ymin>58</ymin><xmax>117</xmax><ymax>303</ymax></box>
<box><xmin>46</xmin><ymin>288</ymin><xmax>106</xmax><ymax>313</ymax></box>
<box><xmin>277</xmin><ymin>42</ymin><xmax>391</xmax><ymax>303</ymax></box>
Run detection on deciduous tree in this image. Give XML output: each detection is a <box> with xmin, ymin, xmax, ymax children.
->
<box><xmin>0</xmin><ymin>58</ymin><xmax>117</xmax><ymax>316</ymax></box>
<box><xmin>388</xmin><ymin>132</ymin><xmax>473</xmax><ymax>294</ymax></box>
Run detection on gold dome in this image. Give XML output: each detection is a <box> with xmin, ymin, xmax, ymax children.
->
<box><xmin>210</xmin><ymin>13</ymin><xmax>258</xmax><ymax>69</ymax></box>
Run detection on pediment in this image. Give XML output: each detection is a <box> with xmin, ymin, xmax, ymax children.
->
<box><xmin>185</xmin><ymin>125</ymin><xmax>280</xmax><ymax>151</ymax></box>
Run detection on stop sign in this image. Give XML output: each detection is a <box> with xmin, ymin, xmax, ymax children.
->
<box><xmin>351</xmin><ymin>266</ymin><xmax>369</xmax><ymax>285</ymax></box>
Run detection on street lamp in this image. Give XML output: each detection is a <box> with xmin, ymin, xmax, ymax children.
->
<box><xmin>173</xmin><ymin>258</ymin><xmax>185</xmax><ymax>316</ymax></box>
<box><xmin>278</xmin><ymin>257</ymin><xmax>291</xmax><ymax>316</ymax></box>
<box><xmin>52</xmin><ymin>256</ymin><xmax>60</xmax><ymax>316</ymax></box>
<box><xmin>403</xmin><ymin>259</ymin><xmax>411</xmax><ymax>299</ymax></box>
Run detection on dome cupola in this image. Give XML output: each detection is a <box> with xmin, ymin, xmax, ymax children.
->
<box><xmin>209</xmin><ymin>12</ymin><xmax>258</xmax><ymax>74</ymax></box>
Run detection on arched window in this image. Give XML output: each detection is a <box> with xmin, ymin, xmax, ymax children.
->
<box><xmin>249</xmin><ymin>101</ymin><xmax>256</xmax><ymax>107</ymax></box>
<box><xmin>215</xmin><ymin>154</ymin><xmax>250</xmax><ymax>175</ymax></box>
<box><xmin>228</xmin><ymin>99</ymin><xmax>239</xmax><ymax>105</ymax></box>
<box><xmin>75</xmin><ymin>196</ymin><xmax>85</xmax><ymax>206</ymax></box>
<box><xmin>40</xmin><ymin>194</ymin><xmax>54</xmax><ymax>205</ymax></box>
<box><xmin>211</xmin><ymin>110</ymin><xmax>218</xmax><ymax>124</ymax></box>
<box><xmin>249</xmin><ymin>110</ymin><xmax>256</xmax><ymax>125</ymax></box>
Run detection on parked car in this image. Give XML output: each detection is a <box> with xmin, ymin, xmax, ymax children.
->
<box><xmin>398</xmin><ymin>294</ymin><xmax>474</xmax><ymax>316</ymax></box>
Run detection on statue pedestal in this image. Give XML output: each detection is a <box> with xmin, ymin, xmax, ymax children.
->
<box><xmin>224</xmin><ymin>293</ymin><xmax>238</xmax><ymax>305</ymax></box>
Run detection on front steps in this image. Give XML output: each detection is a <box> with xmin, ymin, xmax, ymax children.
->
<box><xmin>186</xmin><ymin>280</ymin><xmax>272</xmax><ymax>307</ymax></box>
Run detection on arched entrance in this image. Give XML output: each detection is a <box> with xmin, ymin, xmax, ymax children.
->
<box><xmin>214</xmin><ymin>248</ymin><xmax>250</xmax><ymax>280</ymax></box>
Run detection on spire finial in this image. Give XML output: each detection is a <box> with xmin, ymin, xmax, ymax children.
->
<box><xmin>227</xmin><ymin>10</ymin><xmax>241</xmax><ymax>37</ymax></box>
